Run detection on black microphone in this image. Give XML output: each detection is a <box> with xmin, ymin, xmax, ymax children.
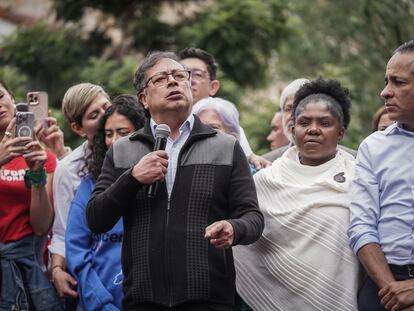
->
<box><xmin>146</xmin><ymin>124</ymin><xmax>171</xmax><ymax>199</ymax></box>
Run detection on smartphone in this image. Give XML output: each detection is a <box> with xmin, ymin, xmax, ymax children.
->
<box><xmin>27</xmin><ymin>91</ymin><xmax>48</xmax><ymax>130</ymax></box>
<box><xmin>15</xmin><ymin>102</ymin><xmax>29</xmax><ymax>112</ymax></box>
<box><xmin>15</xmin><ymin>111</ymin><xmax>35</xmax><ymax>146</ymax></box>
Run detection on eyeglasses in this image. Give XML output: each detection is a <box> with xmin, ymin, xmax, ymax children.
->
<box><xmin>144</xmin><ymin>70</ymin><xmax>191</xmax><ymax>89</ymax></box>
<box><xmin>190</xmin><ymin>69</ymin><xmax>209</xmax><ymax>81</ymax></box>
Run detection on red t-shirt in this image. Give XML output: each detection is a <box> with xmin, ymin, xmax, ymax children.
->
<box><xmin>0</xmin><ymin>150</ymin><xmax>57</xmax><ymax>243</ymax></box>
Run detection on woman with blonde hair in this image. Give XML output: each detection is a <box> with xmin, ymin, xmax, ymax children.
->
<box><xmin>66</xmin><ymin>95</ymin><xmax>146</xmax><ymax>310</ymax></box>
<box><xmin>48</xmin><ymin>83</ymin><xmax>111</xmax><ymax>308</ymax></box>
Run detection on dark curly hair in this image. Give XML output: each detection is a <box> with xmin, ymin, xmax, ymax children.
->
<box><xmin>87</xmin><ymin>94</ymin><xmax>146</xmax><ymax>181</ymax></box>
<box><xmin>292</xmin><ymin>78</ymin><xmax>351</xmax><ymax>129</ymax></box>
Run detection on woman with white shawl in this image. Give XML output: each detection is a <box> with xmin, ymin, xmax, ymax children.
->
<box><xmin>233</xmin><ymin>79</ymin><xmax>359</xmax><ymax>311</ymax></box>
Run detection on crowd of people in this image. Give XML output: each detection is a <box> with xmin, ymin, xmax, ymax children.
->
<box><xmin>0</xmin><ymin>38</ymin><xmax>413</xmax><ymax>311</ymax></box>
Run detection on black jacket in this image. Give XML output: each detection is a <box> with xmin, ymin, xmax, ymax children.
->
<box><xmin>86</xmin><ymin>116</ymin><xmax>263</xmax><ymax>310</ymax></box>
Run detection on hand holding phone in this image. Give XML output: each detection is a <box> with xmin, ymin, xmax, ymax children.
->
<box><xmin>1</xmin><ymin>117</ymin><xmax>33</xmax><ymax>165</ymax></box>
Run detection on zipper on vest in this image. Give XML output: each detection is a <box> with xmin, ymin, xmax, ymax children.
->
<box><xmin>163</xmin><ymin>132</ymin><xmax>213</xmax><ymax>306</ymax></box>
<box><xmin>165</xmin><ymin>198</ymin><xmax>173</xmax><ymax>306</ymax></box>
<box><xmin>165</xmin><ymin>136</ymin><xmax>188</xmax><ymax>306</ymax></box>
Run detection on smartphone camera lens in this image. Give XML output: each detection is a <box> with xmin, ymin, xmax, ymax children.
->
<box><xmin>18</xmin><ymin>126</ymin><xmax>32</xmax><ymax>137</ymax></box>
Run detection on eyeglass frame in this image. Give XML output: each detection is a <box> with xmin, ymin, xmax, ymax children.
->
<box><xmin>142</xmin><ymin>69</ymin><xmax>192</xmax><ymax>90</ymax></box>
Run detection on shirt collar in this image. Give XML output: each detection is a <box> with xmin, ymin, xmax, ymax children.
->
<box><xmin>72</xmin><ymin>140</ymin><xmax>90</xmax><ymax>161</ymax></box>
<box><xmin>150</xmin><ymin>114</ymin><xmax>195</xmax><ymax>139</ymax></box>
<box><xmin>384</xmin><ymin>122</ymin><xmax>414</xmax><ymax>137</ymax></box>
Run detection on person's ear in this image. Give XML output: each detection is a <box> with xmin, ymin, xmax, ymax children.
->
<box><xmin>209</xmin><ymin>80</ymin><xmax>220</xmax><ymax>97</ymax></box>
<box><xmin>70</xmin><ymin>122</ymin><xmax>86</xmax><ymax>138</ymax></box>
<box><xmin>338</xmin><ymin>127</ymin><xmax>345</xmax><ymax>141</ymax></box>
<box><xmin>138</xmin><ymin>92</ymin><xmax>149</xmax><ymax>110</ymax></box>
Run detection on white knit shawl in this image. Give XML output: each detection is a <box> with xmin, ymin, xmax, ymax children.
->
<box><xmin>233</xmin><ymin>146</ymin><xmax>359</xmax><ymax>311</ymax></box>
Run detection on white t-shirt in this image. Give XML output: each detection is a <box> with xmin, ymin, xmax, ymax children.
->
<box><xmin>48</xmin><ymin>141</ymin><xmax>89</xmax><ymax>257</ymax></box>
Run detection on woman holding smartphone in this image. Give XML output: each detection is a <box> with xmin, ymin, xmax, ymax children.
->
<box><xmin>0</xmin><ymin>80</ymin><xmax>62</xmax><ymax>310</ymax></box>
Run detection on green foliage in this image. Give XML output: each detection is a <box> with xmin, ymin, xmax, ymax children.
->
<box><xmin>3</xmin><ymin>0</ymin><xmax>414</xmax><ymax>152</ymax></box>
<box><xmin>178</xmin><ymin>0</ymin><xmax>289</xmax><ymax>88</ymax></box>
<box><xmin>0</xmin><ymin>23</ymin><xmax>96</xmax><ymax>108</ymax></box>
<box><xmin>275</xmin><ymin>0</ymin><xmax>414</xmax><ymax>147</ymax></box>
<box><xmin>53</xmin><ymin>0</ymin><xmax>176</xmax><ymax>22</ymax></box>
<box><xmin>53</xmin><ymin>0</ymin><xmax>192</xmax><ymax>56</ymax></box>
<box><xmin>79</xmin><ymin>55</ymin><xmax>141</xmax><ymax>97</ymax></box>
<box><xmin>0</xmin><ymin>66</ymin><xmax>28</xmax><ymax>102</ymax></box>
<box><xmin>214</xmin><ymin>70</ymin><xmax>242</xmax><ymax>106</ymax></box>
<box><xmin>239</xmin><ymin>95</ymin><xmax>275</xmax><ymax>155</ymax></box>
<box><xmin>132</xmin><ymin>13</ymin><xmax>176</xmax><ymax>53</ymax></box>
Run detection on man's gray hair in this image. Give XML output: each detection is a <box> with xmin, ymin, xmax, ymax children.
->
<box><xmin>393</xmin><ymin>39</ymin><xmax>414</xmax><ymax>55</ymax></box>
<box><xmin>279</xmin><ymin>78</ymin><xmax>309</xmax><ymax>111</ymax></box>
<box><xmin>133</xmin><ymin>51</ymin><xmax>181</xmax><ymax>96</ymax></box>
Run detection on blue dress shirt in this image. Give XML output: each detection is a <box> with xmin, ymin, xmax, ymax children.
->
<box><xmin>348</xmin><ymin>122</ymin><xmax>414</xmax><ymax>265</ymax></box>
<box><xmin>150</xmin><ymin>114</ymin><xmax>195</xmax><ymax>197</ymax></box>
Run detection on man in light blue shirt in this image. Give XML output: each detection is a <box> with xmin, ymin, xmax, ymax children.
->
<box><xmin>348</xmin><ymin>39</ymin><xmax>414</xmax><ymax>311</ymax></box>
<box><xmin>149</xmin><ymin>115</ymin><xmax>194</xmax><ymax>196</ymax></box>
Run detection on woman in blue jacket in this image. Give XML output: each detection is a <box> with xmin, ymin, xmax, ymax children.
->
<box><xmin>66</xmin><ymin>95</ymin><xmax>145</xmax><ymax>311</ymax></box>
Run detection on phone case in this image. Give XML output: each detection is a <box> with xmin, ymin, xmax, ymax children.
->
<box><xmin>27</xmin><ymin>91</ymin><xmax>48</xmax><ymax>129</ymax></box>
<box><xmin>15</xmin><ymin>112</ymin><xmax>35</xmax><ymax>146</ymax></box>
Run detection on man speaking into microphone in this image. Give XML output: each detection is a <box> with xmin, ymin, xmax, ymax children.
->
<box><xmin>86</xmin><ymin>51</ymin><xmax>263</xmax><ymax>311</ymax></box>
<box><xmin>146</xmin><ymin>123</ymin><xmax>170</xmax><ymax>199</ymax></box>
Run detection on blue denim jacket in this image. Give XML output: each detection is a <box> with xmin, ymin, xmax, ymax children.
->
<box><xmin>0</xmin><ymin>234</ymin><xmax>63</xmax><ymax>311</ymax></box>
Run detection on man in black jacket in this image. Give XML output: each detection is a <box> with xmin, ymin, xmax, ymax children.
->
<box><xmin>86</xmin><ymin>51</ymin><xmax>264</xmax><ymax>311</ymax></box>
